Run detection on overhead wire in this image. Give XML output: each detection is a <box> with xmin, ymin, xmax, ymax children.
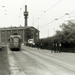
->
<box><xmin>39</xmin><ymin>10</ymin><xmax>75</xmax><ymax>29</ymax></box>
<box><xmin>1</xmin><ymin>5</ymin><xmax>23</xmax><ymax>15</ymax></box>
<box><xmin>15</xmin><ymin>0</ymin><xmax>27</xmax><ymax>25</ymax></box>
<box><xmin>21</xmin><ymin>0</ymin><xmax>27</xmax><ymax>9</ymax></box>
<box><xmin>1</xmin><ymin>1</ymin><xmax>27</xmax><ymax>25</ymax></box>
<box><xmin>45</xmin><ymin>0</ymin><xmax>62</xmax><ymax>12</ymax></box>
<box><xmin>34</xmin><ymin>0</ymin><xmax>62</xmax><ymax>23</ymax></box>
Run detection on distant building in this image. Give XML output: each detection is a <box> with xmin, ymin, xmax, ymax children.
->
<box><xmin>0</xmin><ymin>26</ymin><xmax>39</xmax><ymax>44</ymax></box>
<box><xmin>0</xmin><ymin>5</ymin><xmax>39</xmax><ymax>44</ymax></box>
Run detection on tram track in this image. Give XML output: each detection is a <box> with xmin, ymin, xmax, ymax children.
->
<box><xmin>20</xmin><ymin>51</ymin><xmax>53</xmax><ymax>75</ymax></box>
<box><xmin>21</xmin><ymin>48</ymin><xmax>75</xmax><ymax>75</ymax></box>
<box><xmin>12</xmin><ymin>50</ymin><xmax>53</xmax><ymax>75</ymax></box>
<box><xmin>8</xmin><ymin>45</ymin><xmax>75</xmax><ymax>75</ymax></box>
<box><xmin>11</xmin><ymin>51</ymin><xmax>27</xmax><ymax>75</ymax></box>
<box><xmin>28</xmin><ymin>48</ymin><xmax>75</xmax><ymax>65</ymax></box>
<box><xmin>23</xmin><ymin>46</ymin><xmax>75</xmax><ymax>65</ymax></box>
<box><xmin>24</xmin><ymin>46</ymin><xmax>75</xmax><ymax>60</ymax></box>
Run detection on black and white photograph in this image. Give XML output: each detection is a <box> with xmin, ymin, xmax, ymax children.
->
<box><xmin>0</xmin><ymin>0</ymin><xmax>75</xmax><ymax>75</ymax></box>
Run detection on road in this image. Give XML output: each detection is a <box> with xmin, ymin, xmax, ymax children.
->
<box><xmin>8</xmin><ymin>45</ymin><xmax>75</xmax><ymax>75</ymax></box>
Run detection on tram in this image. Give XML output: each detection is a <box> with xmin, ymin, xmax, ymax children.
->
<box><xmin>9</xmin><ymin>33</ymin><xmax>22</xmax><ymax>51</ymax></box>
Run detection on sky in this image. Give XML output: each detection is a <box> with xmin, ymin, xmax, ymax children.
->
<box><xmin>0</xmin><ymin>0</ymin><xmax>75</xmax><ymax>38</ymax></box>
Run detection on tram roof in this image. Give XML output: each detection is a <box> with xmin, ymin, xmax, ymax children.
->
<box><xmin>0</xmin><ymin>26</ymin><xmax>39</xmax><ymax>31</ymax></box>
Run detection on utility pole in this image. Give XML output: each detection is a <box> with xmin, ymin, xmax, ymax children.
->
<box><xmin>37</xmin><ymin>25</ymin><xmax>39</xmax><ymax>30</ymax></box>
<box><xmin>33</xmin><ymin>17</ymin><xmax>34</xmax><ymax>27</ymax></box>
<box><xmin>48</xmin><ymin>29</ymin><xmax>49</xmax><ymax>38</ymax></box>
<box><xmin>37</xmin><ymin>25</ymin><xmax>39</xmax><ymax>40</ymax></box>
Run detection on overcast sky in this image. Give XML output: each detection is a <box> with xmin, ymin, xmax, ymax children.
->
<box><xmin>0</xmin><ymin>0</ymin><xmax>75</xmax><ymax>38</ymax></box>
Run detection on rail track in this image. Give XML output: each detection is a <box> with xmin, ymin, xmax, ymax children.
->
<box><xmin>7</xmin><ymin>47</ymin><xmax>26</xmax><ymax>75</ymax></box>
<box><xmin>21</xmin><ymin>47</ymin><xmax>75</xmax><ymax>75</ymax></box>
<box><xmin>8</xmin><ymin>46</ymin><xmax>75</xmax><ymax>75</ymax></box>
<box><xmin>12</xmin><ymin>51</ymin><xmax>26</xmax><ymax>75</ymax></box>
<box><xmin>12</xmin><ymin>50</ymin><xmax>53</xmax><ymax>75</ymax></box>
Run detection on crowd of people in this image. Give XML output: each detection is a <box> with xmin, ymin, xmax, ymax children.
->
<box><xmin>51</xmin><ymin>42</ymin><xmax>62</xmax><ymax>53</ymax></box>
<box><xmin>36</xmin><ymin>42</ymin><xmax>62</xmax><ymax>53</ymax></box>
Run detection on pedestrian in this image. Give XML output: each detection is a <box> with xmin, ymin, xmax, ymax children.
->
<box><xmin>57</xmin><ymin>43</ymin><xmax>59</xmax><ymax>53</ymax></box>
<box><xmin>51</xmin><ymin>43</ymin><xmax>55</xmax><ymax>53</ymax></box>
<box><xmin>54</xmin><ymin>43</ymin><xmax>58</xmax><ymax>53</ymax></box>
<box><xmin>40</xmin><ymin>43</ymin><xmax>43</xmax><ymax>49</ymax></box>
<box><xmin>59</xmin><ymin>43</ymin><xmax>62</xmax><ymax>53</ymax></box>
<box><xmin>37</xmin><ymin>43</ymin><xmax>40</xmax><ymax>49</ymax></box>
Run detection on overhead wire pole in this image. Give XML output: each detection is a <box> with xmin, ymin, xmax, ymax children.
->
<box><xmin>37</xmin><ymin>25</ymin><xmax>40</xmax><ymax>40</ymax></box>
<box><xmin>48</xmin><ymin>29</ymin><xmax>49</xmax><ymax>38</ymax></box>
<box><xmin>32</xmin><ymin>17</ymin><xmax>34</xmax><ymax>26</ymax></box>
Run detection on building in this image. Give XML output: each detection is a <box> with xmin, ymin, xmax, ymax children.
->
<box><xmin>0</xmin><ymin>5</ymin><xmax>39</xmax><ymax>44</ymax></box>
<box><xmin>0</xmin><ymin>26</ymin><xmax>39</xmax><ymax>44</ymax></box>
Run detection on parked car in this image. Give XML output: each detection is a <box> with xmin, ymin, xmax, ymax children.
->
<box><xmin>28</xmin><ymin>39</ymin><xmax>35</xmax><ymax>47</ymax></box>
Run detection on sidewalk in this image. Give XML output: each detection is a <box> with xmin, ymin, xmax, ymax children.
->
<box><xmin>0</xmin><ymin>46</ymin><xmax>10</xmax><ymax>75</ymax></box>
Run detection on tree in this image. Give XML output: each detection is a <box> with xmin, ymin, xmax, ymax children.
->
<box><xmin>60</xmin><ymin>21</ymin><xmax>75</xmax><ymax>43</ymax></box>
<box><xmin>51</xmin><ymin>21</ymin><xmax>75</xmax><ymax>48</ymax></box>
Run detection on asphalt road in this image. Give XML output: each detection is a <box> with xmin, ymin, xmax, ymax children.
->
<box><xmin>8</xmin><ymin>45</ymin><xmax>75</xmax><ymax>75</ymax></box>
